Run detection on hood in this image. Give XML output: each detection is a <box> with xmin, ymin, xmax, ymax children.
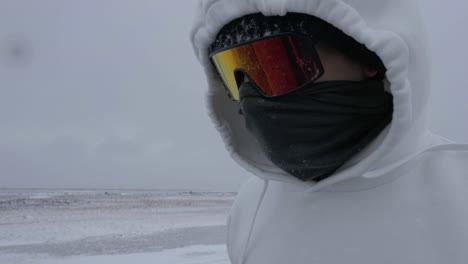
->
<box><xmin>190</xmin><ymin>0</ymin><xmax>438</xmax><ymax>190</ymax></box>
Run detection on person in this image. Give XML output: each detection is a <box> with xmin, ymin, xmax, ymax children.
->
<box><xmin>191</xmin><ymin>0</ymin><xmax>468</xmax><ymax>263</ymax></box>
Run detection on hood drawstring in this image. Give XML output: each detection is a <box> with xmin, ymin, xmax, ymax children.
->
<box><xmin>240</xmin><ymin>179</ymin><xmax>269</xmax><ymax>264</ymax></box>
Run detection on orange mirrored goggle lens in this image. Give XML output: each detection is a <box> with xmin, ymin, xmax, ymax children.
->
<box><xmin>210</xmin><ymin>34</ymin><xmax>323</xmax><ymax>101</ymax></box>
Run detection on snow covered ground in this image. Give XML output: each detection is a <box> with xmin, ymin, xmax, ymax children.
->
<box><xmin>0</xmin><ymin>190</ymin><xmax>235</xmax><ymax>264</ymax></box>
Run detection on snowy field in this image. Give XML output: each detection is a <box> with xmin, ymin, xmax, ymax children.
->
<box><xmin>0</xmin><ymin>190</ymin><xmax>235</xmax><ymax>264</ymax></box>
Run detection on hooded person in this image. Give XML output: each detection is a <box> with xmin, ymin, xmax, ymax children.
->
<box><xmin>190</xmin><ymin>0</ymin><xmax>468</xmax><ymax>263</ymax></box>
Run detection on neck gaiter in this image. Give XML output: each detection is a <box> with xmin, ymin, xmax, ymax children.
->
<box><xmin>238</xmin><ymin>79</ymin><xmax>393</xmax><ymax>182</ymax></box>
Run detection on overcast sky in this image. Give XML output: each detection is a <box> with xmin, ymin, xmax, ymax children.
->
<box><xmin>0</xmin><ymin>1</ymin><xmax>467</xmax><ymax>191</ymax></box>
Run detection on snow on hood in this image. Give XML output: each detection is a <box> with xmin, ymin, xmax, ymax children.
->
<box><xmin>190</xmin><ymin>0</ymin><xmax>439</xmax><ymax>190</ymax></box>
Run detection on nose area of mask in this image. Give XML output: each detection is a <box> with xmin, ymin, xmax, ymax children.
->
<box><xmin>239</xmin><ymin>81</ymin><xmax>264</xmax><ymax>100</ymax></box>
<box><xmin>238</xmin><ymin>81</ymin><xmax>267</xmax><ymax>116</ymax></box>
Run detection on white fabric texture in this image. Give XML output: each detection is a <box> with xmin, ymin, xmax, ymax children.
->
<box><xmin>190</xmin><ymin>0</ymin><xmax>468</xmax><ymax>263</ymax></box>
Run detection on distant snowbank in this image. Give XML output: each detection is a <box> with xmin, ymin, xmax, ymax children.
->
<box><xmin>33</xmin><ymin>245</ymin><xmax>230</xmax><ymax>264</ymax></box>
<box><xmin>0</xmin><ymin>190</ymin><xmax>234</xmax><ymax>264</ymax></box>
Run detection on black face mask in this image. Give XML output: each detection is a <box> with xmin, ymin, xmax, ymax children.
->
<box><xmin>238</xmin><ymin>79</ymin><xmax>393</xmax><ymax>182</ymax></box>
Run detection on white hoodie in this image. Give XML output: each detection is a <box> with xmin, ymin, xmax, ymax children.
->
<box><xmin>191</xmin><ymin>0</ymin><xmax>468</xmax><ymax>263</ymax></box>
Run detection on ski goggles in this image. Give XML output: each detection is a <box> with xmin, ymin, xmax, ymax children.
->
<box><xmin>209</xmin><ymin>33</ymin><xmax>324</xmax><ymax>101</ymax></box>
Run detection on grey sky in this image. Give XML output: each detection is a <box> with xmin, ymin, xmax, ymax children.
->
<box><xmin>0</xmin><ymin>1</ymin><xmax>466</xmax><ymax>191</ymax></box>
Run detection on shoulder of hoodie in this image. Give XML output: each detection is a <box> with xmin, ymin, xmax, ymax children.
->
<box><xmin>226</xmin><ymin>176</ymin><xmax>265</xmax><ymax>261</ymax></box>
<box><xmin>228</xmin><ymin>176</ymin><xmax>266</xmax><ymax>221</ymax></box>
